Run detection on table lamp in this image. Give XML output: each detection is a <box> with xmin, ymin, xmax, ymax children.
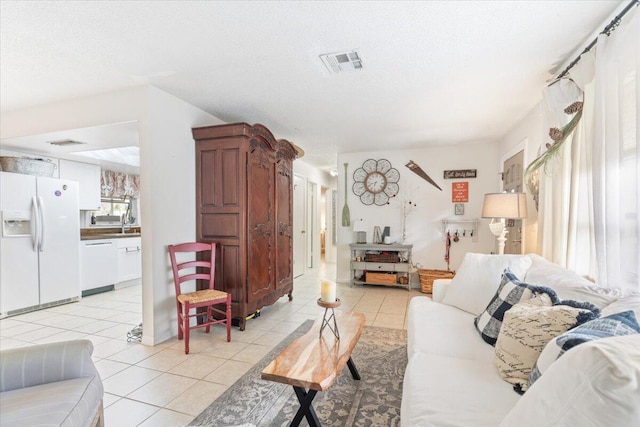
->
<box><xmin>353</xmin><ymin>219</ymin><xmax>367</xmax><ymax>244</ymax></box>
<box><xmin>481</xmin><ymin>192</ymin><xmax>527</xmax><ymax>255</ymax></box>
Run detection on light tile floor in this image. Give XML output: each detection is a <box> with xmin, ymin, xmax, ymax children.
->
<box><xmin>0</xmin><ymin>262</ymin><xmax>424</xmax><ymax>426</ymax></box>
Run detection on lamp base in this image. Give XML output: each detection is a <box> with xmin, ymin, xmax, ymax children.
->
<box><xmin>497</xmin><ymin>231</ymin><xmax>508</xmax><ymax>255</ymax></box>
<box><xmin>356</xmin><ymin>231</ymin><xmax>366</xmax><ymax>244</ymax></box>
<box><xmin>489</xmin><ymin>218</ymin><xmax>508</xmax><ymax>255</ymax></box>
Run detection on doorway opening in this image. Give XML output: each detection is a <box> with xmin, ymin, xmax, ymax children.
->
<box><xmin>502</xmin><ymin>148</ymin><xmax>525</xmax><ymax>254</ymax></box>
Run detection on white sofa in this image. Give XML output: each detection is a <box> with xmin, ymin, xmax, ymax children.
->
<box><xmin>401</xmin><ymin>253</ymin><xmax>640</xmax><ymax>427</ymax></box>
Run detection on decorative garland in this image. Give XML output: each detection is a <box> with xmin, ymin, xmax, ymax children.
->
<box><xmin>524</xmin><ymin>96</ymin><xmax>584</xmax><ymax>209</ymax></box>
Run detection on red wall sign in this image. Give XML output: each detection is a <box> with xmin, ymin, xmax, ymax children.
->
<box><xmin>452</xmin><ymin>182</ymin><xmax>469</xmax><ymax>203</ymax></box>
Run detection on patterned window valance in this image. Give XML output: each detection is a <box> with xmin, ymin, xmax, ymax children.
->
<box><xmin>101</xmin><ymin>169</ymin><xmax>140</xmax><ymax>198</ymax></box>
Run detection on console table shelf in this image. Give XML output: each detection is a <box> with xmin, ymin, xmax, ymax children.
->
<box><xmin>349</xmin><ymin>243</ymin><xmax>413</xmax><ymax>290</ymax></box>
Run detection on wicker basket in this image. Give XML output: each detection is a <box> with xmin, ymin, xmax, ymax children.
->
<box><xmin>418</xmin><ymin>269</ymin><xmax>456</xmax><ymax>294</ymax></box>
<box><xmin>365</xmin><ymin>252</ymin><xmax>399</xmax><ymax>263</ymax></box>
<box><xmin>365</xmin><ymin>272</ymin><xmax>397</xmax><ymax>285</ymax></box>
<box><xmin>0</xmin><ymin>156</ymin><xmax>56</xmax><ymax>177</ymax></box>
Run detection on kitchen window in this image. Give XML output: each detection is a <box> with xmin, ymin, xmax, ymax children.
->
<box><xmin>91</xmin><ymin>197</ymin><xmax>138</xmax><ymax>225</ymax></box>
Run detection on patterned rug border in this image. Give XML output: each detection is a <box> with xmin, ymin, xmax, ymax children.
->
<box><xmin>189</xmin><ymin>319</ymin><xmax>407</xmax><ymax>427</ymax></box>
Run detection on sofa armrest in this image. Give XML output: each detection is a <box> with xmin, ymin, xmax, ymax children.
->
<box><xmin>0</xmin><ymin>339</ymin><xmax>98</xmax><ymax>393</ymax></box>
<box><xmin>432</xmin><ymin>279</ymin><xmax>453</xmax><ymax>303</ymax></box>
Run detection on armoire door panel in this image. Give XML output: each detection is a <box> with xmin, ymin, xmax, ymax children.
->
<box><xmin>199</xmin><ymin>150</ymin><xmax>217</xmax><ymax>206</ymax></box>
<box><xmin>201</xmin><ymin>213</ymin><xmax>239</xmax><ymax>239</ymax></box>
<box><xmin>247</xmin><ymin>145</ymin><xmax>274</xmax><ymax>226</ymax></box>
<box><xmin>275</xmin><ymin>163</ymin><xmax>293</xmax><ymax>287</ymax></box>
<box><xmin>276</xmin><ymin>230</ymin><xmax>292</xmax><ymax>287</ymax></box>
<box><xmin>221</xmin><ymin>148</ymin><xmax>241</xmax><ymax>207</ymax></box>
<box><xmin>247</xmin><ymin>149</ymin><xmax>274</xmax><ymax>301</ymax></box>
<box><xmin>247</xmin><ymin>236</ymin><xmax>273</xmax><ymax>299</ymax></box>
<box><xmin>218</xmin><ymin>244</ymin><xmax>240</xmax><ymax>296</ymax></box>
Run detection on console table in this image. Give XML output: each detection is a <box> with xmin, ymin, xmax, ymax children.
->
<box><xmin>349</xmin><ymin>243</ymin><xmax>413</xmax><ymax>290</ymax></box>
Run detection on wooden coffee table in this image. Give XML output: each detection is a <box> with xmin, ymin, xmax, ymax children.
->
<box><xmin>261</xmin><ymin>311</ymin><xmax>365</xmax><ymax>427</ymax></box>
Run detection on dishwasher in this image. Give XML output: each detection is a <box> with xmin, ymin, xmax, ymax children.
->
<box><xmin>80</xmin><ymin>239</ymin><xmax>118</xmax><ymax>296</ymax></box>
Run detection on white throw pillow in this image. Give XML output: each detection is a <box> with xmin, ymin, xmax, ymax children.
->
<box><xmin>499</xmin><ymin>334</ymin><xmax>640</xmax><ymax>427</ymax></box>
<box><xmin>441</xmin><ymin>253</ymin><xmax>532</xmax><ymax>315</ymax></box>
<box><xmin>601</xmin><ymin>293</ymin><xmax>640</xmax><ymax>320</ymax></box>
<box><xmin>524</xmin><ymin>254</ymin><xmax>621</xmax><ymax>308</ymax></box>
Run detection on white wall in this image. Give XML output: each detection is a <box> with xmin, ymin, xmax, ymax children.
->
<box><xmin>0</xmin><ymin>87</ymin><xmax>148</xmax><ymax>139</ymax></box>
<box><xmin>336</xmin><ymin>143</ymin><xmax>500</xmax><ymax>284</ymax></box>
<box><xmin>0</xmin><ymin>85</ymin><xmax>224</xmax><ymax>345</ymax></box>
<box><xmin>498</xmin><ymin>103</ymin><xmax>543</xmax><ymax>254</ymax></box>
<box><xmin>140</xmin><ymin>87</ymin><xmax>225</xmax><ymax>344</ymax></box>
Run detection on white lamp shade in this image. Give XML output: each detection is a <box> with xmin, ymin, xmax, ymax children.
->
<box><xmin>353</xmin><ymin>220</ymin><xmax>367</xmax><ymax>232</ymax></box>
<box><xmin>481</xmin><ymin>192</ymin><xmax>528</xmax><ymax>219</ymax></box>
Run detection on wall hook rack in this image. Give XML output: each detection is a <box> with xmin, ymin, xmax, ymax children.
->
<box><xmin>441</xmin><ymin>218</ymin><xmax>479</xmax><ymax>242</ymax></box>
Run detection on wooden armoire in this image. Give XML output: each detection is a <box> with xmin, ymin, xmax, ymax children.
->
<box><xmin>192</xmin><ymin>123</ymin><xmax>297</xmax><ymax>330</ymax></box>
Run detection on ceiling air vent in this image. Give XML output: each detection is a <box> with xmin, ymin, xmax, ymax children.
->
<box><xmin>47</xmin><ymin>139</ymin><xmax>86</xmax><ymax>147</ymax></box>
<box><xmin>320</xmin><ymin>50</ymin><xmax>363</xmax><ymax>74</ymax></box>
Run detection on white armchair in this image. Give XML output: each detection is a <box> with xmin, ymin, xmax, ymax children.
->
<box><xmin>0</xmin><ymin>340</ymin><xmax>104</xmax><ymax>427</ymax></box>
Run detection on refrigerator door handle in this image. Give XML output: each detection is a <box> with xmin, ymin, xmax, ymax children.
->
<box><xmin>31</xmin><ymin>196</ymin><xmax>40</xmax><ymax>251</ymax></box>
<box><xmin>37</xmin><ymin>196</ymin><xmax>46</xmax><ymax>252</ymax></box>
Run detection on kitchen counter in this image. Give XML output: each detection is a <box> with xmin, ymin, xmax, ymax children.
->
<box><xmin>80</xmin><ymin>227</ymin><xmax>141</xmax><ymax>241</ymax></box>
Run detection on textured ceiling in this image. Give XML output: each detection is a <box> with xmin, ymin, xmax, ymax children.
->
<box><xmin>0</xmin><ymin>1</ymin><xmax>623</xmax><ymax>170</ymax></box>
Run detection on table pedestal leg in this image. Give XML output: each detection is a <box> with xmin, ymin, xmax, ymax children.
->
<box><xmin>347</xmin><ymin>357</ymin><xmax>361</xmax><ymax>380</ymax></box>
<box><xmin>291</xmin><ymin>386</ymin><xmax>320</xmax><ymax>427</ymax></box>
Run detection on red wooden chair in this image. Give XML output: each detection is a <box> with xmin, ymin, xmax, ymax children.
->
<box><xmin>168</xmin><ymin>242</ymin><xmax>231</xmax><ymax>354</ymax></box>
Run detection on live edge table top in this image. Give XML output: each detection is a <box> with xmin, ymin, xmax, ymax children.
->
<box><xmin>261</xmin><ymin>311</ymin><xmax>366</xmax><ymax>392</ymax></box>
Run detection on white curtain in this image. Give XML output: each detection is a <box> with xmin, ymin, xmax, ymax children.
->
<box><xmin>591</xmin><ymin>10</ymin><xmax>639</xmax><ymax>293</ymax></box>
<box><xmin>538</xmin><ymin>8</ymin><xmax>639</xmax><ymax>293</ymax></box>
<box><xmin>538</xmin><ymin>78</ymin><xmax>597</xmax><ymax>279</ymax></box>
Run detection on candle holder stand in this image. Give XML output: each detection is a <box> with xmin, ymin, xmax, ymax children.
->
<box><xmin>317</xmin><ymin>298</ymin><xmax>341</xmax><ymax>339</ymax></box>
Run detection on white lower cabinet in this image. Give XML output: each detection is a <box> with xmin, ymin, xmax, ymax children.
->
<box><xmin>81</xmin><ymin>240</ymin><xmax>118</xmax><ymax>291</ymax></box>
<box><xmin>117</xmin><ymin>237</ymin><xmax>142</xmax><ymax>283</ymax></box>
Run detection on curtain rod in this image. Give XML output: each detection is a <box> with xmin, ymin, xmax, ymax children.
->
<box><xmin>555</xmin><ymin>0</ymin><xmax>638</xmax><ymax>80</ymax></box>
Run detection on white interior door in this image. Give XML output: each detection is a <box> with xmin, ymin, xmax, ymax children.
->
<box><xmin>293</xmin><ymin>175</ymin><xmax>306</xmax><ymax>278</ymax></box>
<box><xmin>307</xmin><ymin>181</ymin><xmax>317</xmax><ymax>268</ymax></box>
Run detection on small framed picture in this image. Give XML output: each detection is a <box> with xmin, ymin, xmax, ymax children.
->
<box><xmin>454</xmin><ymin>203</ymin><xmax>464</xmax><ymax>215</ymax></box>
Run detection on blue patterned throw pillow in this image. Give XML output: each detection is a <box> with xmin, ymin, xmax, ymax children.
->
<box><xmin>474</xmin><ymin>268</ymin><xmax>556</xmax><ymax>346</ymax></box>
<box><xmin>529</xmin><ymin>310</ymin><xmax>640</xmax><ymax>387</ymax></box>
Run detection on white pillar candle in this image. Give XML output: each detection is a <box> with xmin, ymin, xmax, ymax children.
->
<box><xmin>320</xmin><ymin>280</ymin><xmax>336</xmax><ymax>303</ymax></box>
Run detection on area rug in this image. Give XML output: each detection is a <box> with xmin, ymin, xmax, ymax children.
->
<box><xmin>189</xmin><ymin>320</ymin><xmax>407</xmax><ymax>427</ymax></box>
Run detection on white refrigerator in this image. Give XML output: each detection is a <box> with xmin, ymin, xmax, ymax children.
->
<box><xmin>1</xmin><ymin>171</ymin><xmax>80</xmax><ymax>315</ymax></box>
